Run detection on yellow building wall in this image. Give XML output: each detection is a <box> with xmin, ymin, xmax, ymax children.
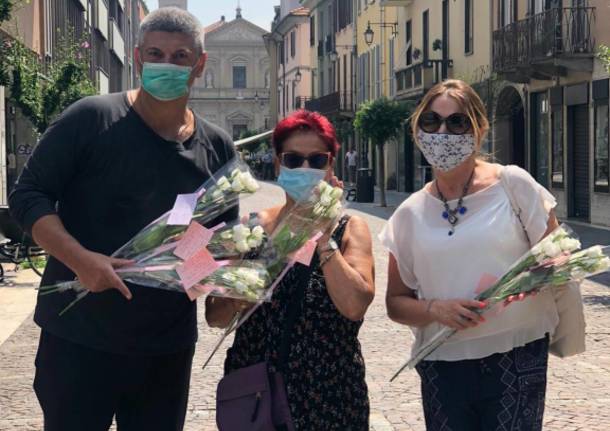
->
<box><xmin>356</xmin><ymin>2</ymin><xmax>398</xmax><ymax>98</ymax></box>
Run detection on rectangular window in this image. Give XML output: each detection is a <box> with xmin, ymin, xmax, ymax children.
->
<box><xmin>551</xmin><ymin>106</ymin><xmax>564</xmax><ymax>188</ymax></box>
<box><xmin>594</xmin><ymin>101</ymin><xmax>610</xmax><ymax>192</ymax></box>
<box><xmin>389</xmin><ymin>38</ymin><xmax>395</xmax><ymax>96</ymax></box>
<box><xmin>310</xmin><ymin>16</ymin><xmax>315</xmax><ymax>46</ymax></box>
<box><xmin>290</xmin><ymin>31</ymin><xmax>296</xmax><ymax>58</ymax></box>
<box><xmin>233</xmin><ymin>66</ymin><xmax>246</xmax><ymax>89</ymax></box>
<box><xmin>233</xmin><ymin>124</ymin><xmax>248</xmax><ymax>140</ymax></box>
<box><xmin>423</xmin><ymin>10</ymin><xmax>429</xmax><ymax>61</ymax></box>
<box><xmin>532</xmin><ymin>92</ymin><xmax>550</xmax><ymax>188</ymax></box>
<box><xmin>465</xmin><ymin>0</ymin><xmax>473</xmax><ymax>54</ymax></box>
<box><xmin>406</xmin><ymin>20</ymin><xmax>412</xmax><ymax>65</ymax></box>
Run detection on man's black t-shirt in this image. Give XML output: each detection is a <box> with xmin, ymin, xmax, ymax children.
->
<box><xmin>9</xmin><ymin>92</ymin><xmax>238</xmax><ymax>355</ymax></box>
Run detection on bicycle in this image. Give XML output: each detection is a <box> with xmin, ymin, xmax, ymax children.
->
<box><xmin>0</xmin><ymin>207</ymin><xmax>48</xmax><ymax>282</ymax></box>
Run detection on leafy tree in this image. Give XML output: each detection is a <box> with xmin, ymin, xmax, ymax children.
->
<box><xmin>0</xmin><ymin>0</ymin><xmax>15</xmax><ymax>24</ymax></box>
<box><xmin>0</xmin><ymin>32</ymin><xmax>96</xmax><ymax>134</ymax></box>
<box><xmin>597</xmin><ymin>45</ymin><xmax>610</xmax><ymax>74</ymax></box>
<box><xmin>354</xmin><ymin>98</ymin><xmax>413</xmax><ymax>207</ymax></box>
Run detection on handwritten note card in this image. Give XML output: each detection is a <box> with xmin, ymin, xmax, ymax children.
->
<box><xmin>176</xmin><ymin>248</ymin><xmax>219</xmax><ymax>290</ymax></box>
<box><xmin>167</xmin><ymin>193</ymin><xmax>198</xmax><ymax>226</ymax></box>
<box><xmin>174</xmin><ymin>222</ymin><xmax>214</xmax><ymax>260</ymax></box>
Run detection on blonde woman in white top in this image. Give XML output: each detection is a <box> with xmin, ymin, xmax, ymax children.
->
<box><xmin>381</xmin><ymin>80</ymin><xmax>559</xmax><ymax>431</ymax></box>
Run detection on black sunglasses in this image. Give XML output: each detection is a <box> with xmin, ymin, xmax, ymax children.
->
<box><xmin>418</xmin><ymin>111</ymin><xmax>472</xmax><ymax>135</ymax></box>
<box><xmin>280</xmin><ymin>152</ymin><xmax>331</xmax><ymax>170</ymax></box>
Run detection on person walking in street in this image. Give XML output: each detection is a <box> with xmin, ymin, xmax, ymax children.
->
<box><xmin>9</xmin><ymin>8</ymin><xmax>237</xmax><ymax>431</ymax></box>
<box><xmin>262</xmin><ymin>148</ymin><xmax>274</xmax><ymax>180</ymax></box>
<box><xmin>381</xmin><ymin>79</ymin><xmax>560</xmax><ymax>431</ymax></box>
<box><xmin>345</xmin><ymin>147</ymin><xmax>358</xmax><ymax>185</ymax></box>
<box><xmin>206</xmin><ymin>110</ymin><xmax>375</xmax><ymax>430</ymax></box>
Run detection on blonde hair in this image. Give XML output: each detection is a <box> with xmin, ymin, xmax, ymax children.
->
<box><xmin>410</xmin><ymin>79</ymin><xmax>490</xmax><ymax>152</ymax></box>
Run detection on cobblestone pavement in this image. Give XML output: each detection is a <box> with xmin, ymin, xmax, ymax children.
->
<box><xmin>1</xmin><ymin>182</ymin><xmax>609</xmax><ymax>430</ymax></box>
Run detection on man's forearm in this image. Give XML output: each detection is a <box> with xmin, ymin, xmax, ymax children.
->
<box><xmin>32</xmin><ymin>215</ymin><xmax>89</xmax><ymax>273</ymax></box>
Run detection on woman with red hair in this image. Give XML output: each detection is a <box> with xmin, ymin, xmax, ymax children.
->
<box><xmin>207</xmin><ymin>110</ymin><xmax>375</xmax><ymax>429</ymax></box>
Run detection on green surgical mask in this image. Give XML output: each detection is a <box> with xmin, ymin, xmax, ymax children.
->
<box><xmin>141</xmin><ymin>62</ymin><xmax>193</xmax><ymax>101</ymax></box>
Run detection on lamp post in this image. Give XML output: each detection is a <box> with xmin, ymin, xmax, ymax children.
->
<box><xmin>329</xmin><ymin>45</ymin><xmax>354</xmax><ymax>63</ymax></box>
<box><xmin>363</xmin><ymin>20</ymin><xmax>399</xmax><ymax>46</ymax></box>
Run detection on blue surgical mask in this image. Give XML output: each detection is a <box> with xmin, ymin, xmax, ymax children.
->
<box><xmin>141</xmin><ymin>62</ymin><xmax>193</xmax><ymax>101</ymax></box>
<box><xmin>277</xmin><ymin>166</ymin><xmax>326</xmax><ymax>202</ymax></box>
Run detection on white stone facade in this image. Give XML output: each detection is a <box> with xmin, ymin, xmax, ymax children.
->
<box><xmin>190</xmin><ymin>14</ymin><xmax>271</xmax><ymax>139</ymax></box>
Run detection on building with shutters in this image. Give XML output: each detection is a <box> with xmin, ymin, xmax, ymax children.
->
<box><xmin>189</xmin><ymin>7</ymin><xmax>271</xmax><ymax>139</ymax></box>
<box><xmin>0</xmin><ymin>0</ymin><xmax>147</xmax><ymax>205</ymax></box>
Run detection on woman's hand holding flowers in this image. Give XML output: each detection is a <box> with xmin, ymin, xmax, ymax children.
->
<box><xmin>429</xmin><ymin>299</ymin><xmax>487</xmax><ymax>330</ymax></box>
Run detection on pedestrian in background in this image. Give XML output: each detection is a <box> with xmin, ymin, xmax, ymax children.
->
<box><xmin>381</xmin><ymin>79</ymin><xmax>559</xmax><ymax>431</ymax></box>
<box><xmin>345</xmin><ymin>147</ymin><xmax>358</xmax><ymax>185</ymax></box>
<box><xmin>9</xmin><ymin>8</ymin><xmax>237</xmax><ymax>431</ymax></box>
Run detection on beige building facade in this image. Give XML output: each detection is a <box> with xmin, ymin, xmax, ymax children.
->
<box><xmin>190</xmin><ymin>9</ymin><xmax>271</xmax><ymax>139</ymax></box>
<box><xmin>492</xmin><ymin>0</ymin><xmax>610</xmax><ymax>227</ymax></box>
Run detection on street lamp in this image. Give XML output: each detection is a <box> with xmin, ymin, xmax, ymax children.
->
<box><xmin>294</xmin><ymin>68</ymin><xmax>302</xmax><ymax>83</ymax></box>
<box><xmin>330</xmin><ymin>45</ymin><xmax>354</xmax><ymax>62</ymax></box>
<box><xmin>364</xmin><ymin>23</ymin><xmax>374</xmax><ymax>46</ymax></box>
<box><xmin>364</xmin><ymin>20</ymin><xmax>398</xmax><ymax>46</ymax></box>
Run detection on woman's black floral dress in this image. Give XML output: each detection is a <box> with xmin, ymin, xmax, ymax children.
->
<box><xmin>224</xmin><ymin>216</ymin><xmax>369</xmax><ymax>430</ymax></box>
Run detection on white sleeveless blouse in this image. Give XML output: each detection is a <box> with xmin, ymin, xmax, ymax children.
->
<box><xmin>380</xmin><ymin>165</ymin><xmax>559</xmax><ymax>361</ymax></box>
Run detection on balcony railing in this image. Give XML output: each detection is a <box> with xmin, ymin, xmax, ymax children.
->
<box><xmin>394</xmin><ymin>59</ymin><xmax>453</xmax><ymax>99</ymax></box>
<box><xmin>493</xmin><ymin>7</ymin><xmax>595</xmax><ymax>79</ymax></box>
<box><xmin>305</xmin><ymin>91</ymin><xmax>354</xmax><ymax>115</ymax></box>
<box><xmin>295</xmin><ymin>96</ymin><xmax>311</xmax><ymax>110</ymax></box>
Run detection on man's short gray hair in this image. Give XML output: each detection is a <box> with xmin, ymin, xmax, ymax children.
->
<box><xmin>138</xmin><ymin>7</ymin><xmax>204</xmax><ymax>54</ymax></box>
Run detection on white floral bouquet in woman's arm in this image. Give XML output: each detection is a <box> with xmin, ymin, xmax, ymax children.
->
<box><xmin>391</xmin><ymin>224</ymin><xmax>610</xmax><ymax>381</ymax></box>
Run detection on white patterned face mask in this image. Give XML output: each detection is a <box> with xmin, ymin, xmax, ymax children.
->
<box><xmin>417</xmin><ymin>130</ymin><xmax>475</xmax><ymax>172</ymax></box>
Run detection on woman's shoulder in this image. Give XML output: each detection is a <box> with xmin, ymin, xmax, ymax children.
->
<box><xmin>499</xmin><ymin>163</ymin><xmax>539</xmax><ymax>188</ymax></box>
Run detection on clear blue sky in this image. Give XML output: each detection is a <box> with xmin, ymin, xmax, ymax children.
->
<box><xmin>144</xmin><ymin>0</ymin><xmax>278</xmax><ymax>31</ymax></box>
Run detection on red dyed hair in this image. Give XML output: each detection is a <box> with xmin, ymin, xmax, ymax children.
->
<box><xmin>272</xmin><ymin>110</ymin><xmax>340</xmax><ymax>157</ymax></box>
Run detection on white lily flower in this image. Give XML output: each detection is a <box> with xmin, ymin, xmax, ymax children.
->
<box><xmin>542</xmin><ymin>241</ymin><xmax>562</xmax><ymax>258</ymax></box>
<box><xmin>320</xmin><ymin>192</ymin><xmax>332</xmax><ymax>207</ymax></box>
<box><xmin>251</xmin><ymin>225</ymin><xmax>265</xmax><ymax>239</ymax></box>
<box><xmin>231</xmin><ymin>177</ymin><xmax>244</xmax><ymax>192</ymax></box>
<box><xmin>232</xmin><ymin>224</ymin><xmax>250</xmax><ymax>242</ymax></box>
<box><xmin>217</xmin><ymin>176</ymin><xmax>231</xmax><ymax>191</ymax></box>
<box><xmin>235</xmin><ymin>240</ymin><xmax>250</xmax><ymax>253</ymax></box>
<box><xmin>230</xmin><ymin>169</ymin><xmax>242</xmax><ymax>179</ymax></box>
<box><xmin>586</xmin><ymin>246</ymin><xmax>604</xmax><ymax>258</ymax></box>
<box><xmin>212</xmin><ymin>189</ymin><xmax>224</xmax><ymax>199</ymax></box>
<box><xmin>318</xmin><ymin>181</ymin><xmax>330</xmax><ymax>194</ymax></box>
<box><xmin>597</xmin><ymin>257</ymin><xmax>610</xmax><ymax>272</ymax></box>
<box><xmin>327</xmin><ymin>202</ymin><xmax>342</xmax><ymax>219</ymax></box>
<box><xmin>313</xmin><ymin>203</ymin><xmax>324</xmax><ymax>216</ymax></box>
<box><xmin>559</xmin><ymin>238</ymin><xmax>581</xmax><ymax>252</ymax></box>
<box><xmin>234</xmin><ymin>281</ymin><xmax>248</xmax><ymax>293</ymax></box>
<box><xmin>247</xmin><ymin>238</ymin><xmax>260</xmax><ymax>249</ymax></box>
<box><xmin>220</xmin><ymin>230</ymin><xmax>233</xmax><ymax>240</ymax></box>
<box><xmin>330</xmin><ymin>187</ymin><xmax>343</xmax><ymax>200</ymax></box>
<box><xmin>240</xmin><ymin>172</ymin><xmax>259</xmax><ymax>192</ymax></box>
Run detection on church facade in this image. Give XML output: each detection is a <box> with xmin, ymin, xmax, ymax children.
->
<box><xmin>190</xmin><ymin>8</ymin><xmax>271</xmax><ymax>139</ymax></box>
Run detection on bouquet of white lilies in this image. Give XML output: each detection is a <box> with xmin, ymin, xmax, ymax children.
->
<box><xmin>391</xmin><ymin>224</ymin><xmax>610</xmax><ymax>380</ymax></box>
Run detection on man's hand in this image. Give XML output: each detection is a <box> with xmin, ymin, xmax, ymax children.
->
<box><xmin>73</xmin><ymin>251</ymin><xmax>134</xmax><ymax>300</ymax></box>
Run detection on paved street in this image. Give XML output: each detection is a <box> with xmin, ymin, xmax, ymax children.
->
<box><xmin>1</xmin><ymin>182</ymin><xmax>610</xmax><ymax>430</ymax></box>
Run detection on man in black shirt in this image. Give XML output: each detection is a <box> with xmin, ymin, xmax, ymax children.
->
<box><xmin>9</xmin><ymin>7</ymin><xmax>237</xmax><ymax>431</ymax></box>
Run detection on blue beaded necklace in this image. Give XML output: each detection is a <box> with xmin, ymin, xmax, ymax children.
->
<box><xmin>435</xmin><ymin>169</ymin><xmax>475</xmax><ymax>236</ymax></box>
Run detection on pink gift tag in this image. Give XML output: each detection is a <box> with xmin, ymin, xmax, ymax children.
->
<box><xmin>176</xmin><ymin>249</ymin><xmax>219</xmax><ymax>290</ymax></box>
<box><xmin>290</xmin><ymin>239</ymin><xmax>318</xmax><ymax>267</ymax></box>
<box><xmin>167</xmin><ymin>193</ymin><xmax>198</xmax><ymax>225</ymax></box>
<box><xmin>186</xmin><ymin>284</ymin><xmax>207</xmax><ymax>301</ymax></box>
<box><xmin>174</xmin><ymin>222</ymin><xmax>214</xmax><ymax>260</ymax></box>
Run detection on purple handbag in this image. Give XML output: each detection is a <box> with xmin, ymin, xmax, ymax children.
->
<box><xmin>216</xmin><ymin>259</ymin><xmax>316</xmax><ymax>431</ymax></box>
<box><xmin>216</xmin><ymin>362</ymin><xmax>294</xmax><ymax>431</ymax></box>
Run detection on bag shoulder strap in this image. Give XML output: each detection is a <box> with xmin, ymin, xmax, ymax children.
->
<box><xmin>499</xmin><ymin>165</ymin><xmax>531</xmax><ymax>247</ymax></box>
<box><xmin>276</xmin><ymin>265</ymin><xmax>311</xmax><ymax>371</ymax></box>
<box><xmin>276</xmin><ymin>215</ymin><xmax>351</xmax><ymax>371</ymax></box>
